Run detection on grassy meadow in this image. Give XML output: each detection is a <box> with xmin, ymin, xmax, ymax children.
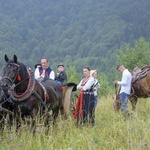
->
<box><xmin>0</xmin><ymin>96</ymin><xmax>149</xmax><ymax>150</ymax></box>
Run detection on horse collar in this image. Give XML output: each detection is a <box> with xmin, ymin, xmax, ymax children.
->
<box><xmin>11</xmin><ymin>69</ymin><xmax>36</xmax><ymax>102</ymax></box>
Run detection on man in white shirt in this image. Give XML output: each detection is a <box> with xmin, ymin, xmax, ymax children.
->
<box><xmin>34</xmin><ymin>58</ymin><xmax>55</xmax><ymax>80</ymax></box>
<box><xmin>114</xmin><ymin>65</ymin><xmax>132</xmax><ymax>113</ymax></box>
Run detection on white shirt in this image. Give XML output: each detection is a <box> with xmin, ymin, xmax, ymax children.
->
<box><xmin>77</xmin><ymin>76</ymin><xmax>95</xmax><ymax>91</ymax></box>
<box><xmin>117</xmin><ymin>69</ymin><xmax>132</xmax><ymax>95</ymax></box>
<box><xmin>34</xmin><ymin>68</ymin><xmax>55</xmax><ymax>80</ymax></box>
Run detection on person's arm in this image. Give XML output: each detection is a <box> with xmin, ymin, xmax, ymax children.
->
<box><xmin>34</xmin><ymin>68</ymin><xmax>40</xmax><ymax>79</ymax></box>
<box><xmin>117</xmin><ymin>74</ymin><xmax>129</xmax><ymax>86</ymax></box>
<box><xmin>97</xmin><ymin>83</ymin><xmax>100</xmax><ymax>89</ymax></box>
<box><xmin>77</xmin><ymin>80</ymin><xmax>83</xmax><ymax>91</ymax></box>
<box><xmin>49</xmin><ymin>70</ymin><xmax>55</xmax><ymax>80</ymax></box>
<box><xmin>59</xmin><ymin>72</ymin><xmax>67</xmax><ymax>80</ymax></box>
<box><xmin>83</xmin><ymin>77</ymin><xmax>94</xmax><ymax>91</ymax></box>
<box><xmin>94</xmin><ymin>79</ymin><xmax>100</xmax><ymax>88</ymax></box>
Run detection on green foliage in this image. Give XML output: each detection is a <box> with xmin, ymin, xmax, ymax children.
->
<box><xmin>65</xmin><ymin>66</ymin><xmax>81</xmax><ymax>84</ymax></box>
<box><xmin>117</xmin><ymin>37</ymin><xmax>150</xmax><ymax>71</ymax></box>
<box><xmin>97</xmin><ymin>72</ymin><xmax>112</xmax><ymax>96</ymax></box>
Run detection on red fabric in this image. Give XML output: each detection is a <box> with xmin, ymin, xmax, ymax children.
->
<box><xmin>17</xmin><ymin>74</ymin><xmax>21</xmax><ymax>81</ymax></box>
<box><xmin>61</xmin><ymin>87</ymin><xmax>65</xmax><ymax>91</ymax></box>
<box><xmin>74</xmin><ymin>92</ymin><xmax>84</xmax><ymax>119</ymax></box>
<box><xmin>46</xmin><ymin>93</ymin><xmax>49</xmax><ymax>99</ymax></box>
<box><xmin>81</xmin><ymin>76</ymin><xmax>90</xmax><ymax>86</ymax></box>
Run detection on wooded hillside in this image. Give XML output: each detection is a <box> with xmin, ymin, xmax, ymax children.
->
<box><xmin>0</xmin><ymin>0</ymin><xmax>150</xmax><ymax>81</ymax></box>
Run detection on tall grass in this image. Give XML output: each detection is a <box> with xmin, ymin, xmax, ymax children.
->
<box><xmin>0</xmin><ymin>96</ymin><xmax>149</xmax><ymax>150</ymax></box>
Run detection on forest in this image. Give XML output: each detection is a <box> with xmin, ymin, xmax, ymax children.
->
<box><xmin>0</xmin><ymin>0</ymin><xmax>150</xmax><ymax>89</ymax></box>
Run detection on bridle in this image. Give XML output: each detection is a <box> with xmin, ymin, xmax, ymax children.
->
<box><xmin>2</xmin><ymin>63</ymin><xmax>20</xmax><ymax>86</ymax></box>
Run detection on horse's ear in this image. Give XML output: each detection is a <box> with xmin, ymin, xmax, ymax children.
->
<box><xmin>4</xmin><ymin>54</ymin><xmax>9</xmax><ymax>62</ymax></box>
<box><xmin>13</xmin><ymin>55</ymin><xmax>17</xmax><ymax>63</ymax></box>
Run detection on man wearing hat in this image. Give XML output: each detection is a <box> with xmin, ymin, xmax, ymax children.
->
<box><xmin>34</xmin><ymin>63</ymin><xmax>41</xmax><ymax>69</ymax></box>
<box><xmin>55</xmin><ymin>64</ymin><xmax>67</xmax><ymax>86</ymax></box>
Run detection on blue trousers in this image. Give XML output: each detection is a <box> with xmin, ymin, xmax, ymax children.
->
<box><xmin>119</xmin><ymin>92</ymin><xmax>129</xmax><ymax>113</ymax></box>
<box><xmin>94</xmin><ymin>95</ymin><xmax>98</xmax><ymax>107</ymax></box>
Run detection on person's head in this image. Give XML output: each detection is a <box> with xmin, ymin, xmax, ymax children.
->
<box><xmin>35</xmin><ymin>63</ymin><xmax>41</xmax><ymax>69</ymax></box>
<box><xmin>117</xmin><ymin>65</ymin><xmax>126</xmax><ymax>73</ymax></box>
<box><xmin>57</xmin><ymin>64</ymin><xmax>64</xmax><ymax>72</ymax></box>
<box><xmin>41</xmin><ymin>58</ymin><xmax>49</xmax><ymax>70</ymax></box>
<box><xmin>90</xmin><ymin>70</ymin><xmax>97</xmax><ymax>78</ymax></box>
<box><xmin>83</xmin><ymin>67</ymin><xmax>91</xmax><ymax>77</ymax></box>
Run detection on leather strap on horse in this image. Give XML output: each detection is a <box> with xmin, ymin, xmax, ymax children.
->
<box><xmin>32</xmin><ymin>90</ymin><xmax>46</xmax><ymax>106</ymax></box>
<box><xmin>133</xmin><ymin>70</ymin><xmax>149</xmax><ymax>84</ymax></box>
<box><xmin>33</xmin><ymin>82</ymin><xmax>48</xmax><ymax>106</ymax></box>
<box><xmin>0</xmin><ymin>105</ymin><xmax>14</xmax><ymax>116</ymax></box>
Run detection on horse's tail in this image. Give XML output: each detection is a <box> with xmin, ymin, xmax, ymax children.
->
<box><xmin>62</xmin><ymin>83</ymin><xmax>77</xmax><ymax>118</ymax></box>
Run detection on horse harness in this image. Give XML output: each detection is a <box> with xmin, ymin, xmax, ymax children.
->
<box><xmin>4</xmin><ymin>66</ymin><xmax>48</xmax><ymax>107</ymax></box>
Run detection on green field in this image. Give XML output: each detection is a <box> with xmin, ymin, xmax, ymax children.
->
<box><xmin>0</xmin><ymin>96</ymin><xmax>149</xmax><ymax>150</ymax></box>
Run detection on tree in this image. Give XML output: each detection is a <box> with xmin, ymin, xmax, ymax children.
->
<box><xmin>65</xmin><ymin>66</ymin><xmax>81</xmax><ymax>84</ymax></box>
<box><xmin>116</xmin><ymin>37</ymin><xmax>150</xmax><ymax>71</ymax></box>
<box><xmin>97</xmin><ymin>72</ymin><xmax>112</xmax><ymax>96</ymax></box>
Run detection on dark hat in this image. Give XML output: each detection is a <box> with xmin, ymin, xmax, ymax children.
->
<box><xmin>57</xmin><ymin>63</ymin><xmax>64</xmax><ymax>67</ymax></box>
<box><xmin>34</xmin><ymin>63</ymin><xmax>41</xmax><ymax>69</ymax></box>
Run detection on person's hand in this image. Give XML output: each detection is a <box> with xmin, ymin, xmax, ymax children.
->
<box><xmin>78</xmin><ymin>86</ymin><xmax>83</xmax><ymax>91</ymax></box>
<box><xmin>57</xmin><ymin>73</ymin><xmax>60</xmax><ymax>77</ymax></box>
<box><xmin>114</xmin><ymin>80</ymin><xmax>118</xmax><ymax>85</ymax></box>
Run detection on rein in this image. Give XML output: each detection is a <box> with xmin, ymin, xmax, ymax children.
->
<box><xmin>0</xmin><ymin>93</ymin><xmax>14</xmax><ymax>116</ymax></box>
<box><xmin>12</xmin><ymin>71</ymin><xmax>32</xmax><ymax>89</ymax></box>
<box><xmin>2</xmin><ymin>76</ymin><xmax>14</xmax><ymax>84</ymax></box>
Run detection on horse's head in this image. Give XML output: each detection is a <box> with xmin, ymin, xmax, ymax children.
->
<box><xmin>113</xmin><ymin>94</ymin><xmax>121</xmax><ymax>111</ymax></box>
<box><xmin>113</xmin><ymin>85</ymin><xmax>121</xmax><ymax>111</ymax></box>
<box><xmin>1</xmin><ymin>55</ymin><xmax>27</xmax><ymax>89</ymax></box>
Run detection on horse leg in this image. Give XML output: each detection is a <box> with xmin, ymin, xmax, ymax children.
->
<box><xmin>30</xmin><ymin>108</ymin><xmax>38</xmax><ymax>135</ymax></box>
<box><xmin>130</xmin><ymin>96</ymin><xmax>138</xmax><ymax>111</ymax></box>
<box><xmin>44</xmin><ymin>113</ymin><xmax>51</xmax><ymax>135</ymax></box>
<box><xmin>6</xmin><ymin>114</ymin><xmax>13</xmax><ymax>131</ymax></box>
<box><xmin>44</xmin><ymin>106</ymin><xmax>59</xmax><ymax>135</ymax></box>
<box><xmin>44</xmin><ymin>106</ymin><xmax>60</xmax><ymax>135</ymax></box>
<box><xmin>15</xmin><ymin>111</ymin><xmax>22</xmax><ymax>134</ymax></box>
<box><xmin>52</xmin><ymin>106</ymin><xmax>60</xmax><ymax>125</ymax></box>
<box><xmin>0</xmin><ymin>113</ymin><xmax>5</xmax><ymax>135</ymax></box>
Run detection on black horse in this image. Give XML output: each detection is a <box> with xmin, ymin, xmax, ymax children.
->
<box><xmin>0</xmin><ymin>86</ymin><xmax>14</xmax><ymax>134</ymax></box>
<box><xmin>1</xmin><ymin>54</ymin><xmax>70</xmax><ymax>133</ymax></box>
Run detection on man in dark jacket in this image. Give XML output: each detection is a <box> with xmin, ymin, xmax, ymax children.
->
<box><xmin>55</xmin><ymin>64</ymin><xmax>67</xmax><ymax>86</ymax></box>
